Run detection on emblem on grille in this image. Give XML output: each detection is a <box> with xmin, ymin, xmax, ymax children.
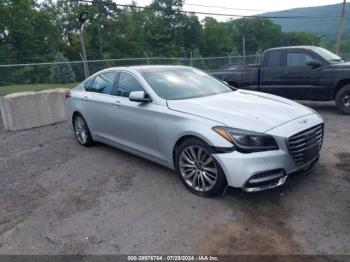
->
<box><xmin>298</xmin><ymin>119</ymin><xmax>309</xmax><ymax>124</ymax></box>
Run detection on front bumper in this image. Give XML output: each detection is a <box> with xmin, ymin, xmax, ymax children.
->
<box><xmin>213</xmin><ymin>113</ymin><xmax>323</xmax><ymax>192</ymax></box>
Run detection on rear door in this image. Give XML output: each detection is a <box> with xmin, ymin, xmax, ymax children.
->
<box><xmin>82</xmin><ymin>71</ymin><xmax>119</xmax><ymax>139</ymax></box>
<box><xmin>283</xmin><ymin>50</ymin><xmax>331</xmax><ymax>100</ymax></box>
<box><xmin>259</xmin><ymin>50</ymin><xmax>285</xmax><ymax>95</ymax></box>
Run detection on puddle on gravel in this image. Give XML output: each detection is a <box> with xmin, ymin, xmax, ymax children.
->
<box><xmin>196</xmin><ymin>192</ymin><xmax>305</xmax><ymax>255</ymax></box>
<box><xmin>335</xmin><ymin>153</ymin><xmax>350</xmax><ymax>173</ymax></box>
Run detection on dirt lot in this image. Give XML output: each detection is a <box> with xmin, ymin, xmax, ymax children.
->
<box><xmin>0</xmin><ymin>101</ymin><xmax>349</xmax><ymax>255</ymax></box>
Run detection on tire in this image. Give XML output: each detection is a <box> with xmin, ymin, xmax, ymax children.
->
<box><xmin>335</xmin><ymin>84</ymin><xmax>350</xmax><ymax>115</ymax></box>
<box><xmin>73</xmin><ymin>114</ymin><xmax>94</xmax><ymax>147</ymax></box>
<box><xmin>175</xmin><ymin>138</ymin><xmax>227</xmax><ymax>197</ymax></box>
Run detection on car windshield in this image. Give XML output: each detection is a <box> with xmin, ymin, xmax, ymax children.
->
<box><xmin>312</xmin><ymin>47</ymin><xmax>343</xmax><ymax>63</ymax></box>
<box><xmin>142</xmin><ymin>68</ymin><xmax>234</xmax><ymax>100</ymax></box>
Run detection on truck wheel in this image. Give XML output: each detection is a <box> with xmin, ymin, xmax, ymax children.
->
<box><xmin>335</xmin><ymin>85</ymin><xmax>350</xmax><ymax>115</ymax></box>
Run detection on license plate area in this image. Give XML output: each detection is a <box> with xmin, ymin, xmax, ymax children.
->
<box><xmin>304</xmin><ymin>144</ymin><xmax>320</xmax><ymax>162</ymax></box>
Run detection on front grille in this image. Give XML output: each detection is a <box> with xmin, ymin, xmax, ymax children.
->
<box><xmin>288</xmin><ymin>124</ymin><xmax>324</xmax><ymax>165</ymax></box>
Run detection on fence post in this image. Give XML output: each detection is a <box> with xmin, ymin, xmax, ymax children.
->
<box><xmin>190</xmin><ymin>50</ymin><xmax>193</xmax><ymax>66</ymax></box>
<box><xmin>144</xmin><ymin>52</ymin><xmax>150</xmax><ymax>65</ymax></box>
<box><xmin>242</xmin><ymin>36</ymin><xmax>246</xmax><ymax>66</ymax></box>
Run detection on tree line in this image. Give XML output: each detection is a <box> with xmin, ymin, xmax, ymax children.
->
<box><xmin>0</xmin><ymin>0</ymin><xmax>338</xmax><ymax>84</ymax></box>
<box><xmin>1</xmin><ymin>0</ymin><xmax>327</xmax><ymax>62</ymax></box>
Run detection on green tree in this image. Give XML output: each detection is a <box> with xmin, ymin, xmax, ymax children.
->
<box><xmin>281</xmin><ymin>31</ymin><xmax>320</xmax><ymax>46</ymax></box>
<box><xmin>201</xmin><ymin>17</ymin><xmax>233</xmax><ymax>55</ymax></box>
<box><xmin>49</xmin><ymin>52</ymin><xmax>76</xmax><ymax>83</ymax></box>
<box><xmin>150</xmin><ymin>0</ymin><xmax>184</xmax><ymax>52</ymax></box>
<box><xmin>227</xmin><ymin>18</ymin><xmax>283</xmax><ymax>55</ymax></box>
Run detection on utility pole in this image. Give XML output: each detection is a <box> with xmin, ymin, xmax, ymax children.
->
<box><xmin>336</xmin><ymin>0</ymin><xmax>346</xmax><ymax>54</ymax></box>
<box><xmin>242</xmin><ymin>29</ymin><xmax>254</xmax><ymax>66</ymax></box>
<box><xmin>79</xmin><ymin>12</ymin><xmax>89</xmax><ymax>78</ymax></box>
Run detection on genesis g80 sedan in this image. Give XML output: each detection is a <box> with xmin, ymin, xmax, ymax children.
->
<box><xmin>65</xmin><ymin>66</ymin><xmax>324</xmax><ymax>197</ymax></box>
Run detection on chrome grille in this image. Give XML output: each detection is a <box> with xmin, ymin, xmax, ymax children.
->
<box><xmin>288</xmin><ymin>124</ymin><xmax>324</xmax><ymax>165</ymax></box>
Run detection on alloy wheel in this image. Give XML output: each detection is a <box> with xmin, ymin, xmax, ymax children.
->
<box><xmin>74</xmin><ymin>116</ymin><xmax>88</xmax><ymax>144</ymax></box>
<box><xmin>179</xmin><ymin>146</ymin><xmax>218</xmax><ymax>192</ymax></box>
<box><xmin>343</xmin><ymin>94</ymin><xmax>350</xmax><ymax>108</ymax></box>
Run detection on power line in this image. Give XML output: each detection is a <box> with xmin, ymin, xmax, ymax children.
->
<box><xmin>183</xmin><ymin>2</ymin><xmax>340</xmax><ymax>16</ymax></box>
<box><xmin>73</xmin><ymin>0</ymin><xmax>341</xmax><ymax>20</ymax></box>
<box><xmin>183</xmin><ymin>3</ymin><xmax>272</xmax><ymax>12</ymax></box>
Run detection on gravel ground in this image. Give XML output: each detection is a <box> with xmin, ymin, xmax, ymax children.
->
<box><xmin>0</xmin><ymin>101</ymin><xmax>349</xmax><ymax>255</ymax></box>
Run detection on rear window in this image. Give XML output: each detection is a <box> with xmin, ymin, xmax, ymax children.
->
<box><xmin>265</xmin><ymin>51</ymin><xmax>282</xmax><ymax>67</ymax></box>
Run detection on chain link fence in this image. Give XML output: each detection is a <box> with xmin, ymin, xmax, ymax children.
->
<box><xmin>0</xmin><ymin>55</ymin><xmax>261</xmax><ymax>90</ymax></box>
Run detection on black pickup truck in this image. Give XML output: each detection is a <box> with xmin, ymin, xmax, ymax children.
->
<box><xmin>209</xmin><ymin>46</ymin><xmax>350</xmax><ymax>114</ymax></box>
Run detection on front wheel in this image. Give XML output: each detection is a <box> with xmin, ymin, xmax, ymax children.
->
<box><xmin>335</xmin><ymin>85</ymin><xmax>350</xmax><ymax>115</ymax></box>
<box><xmin>175</xmin><ymin>138</ymin><xmax>227</xmax><ymax>197</ymax></box>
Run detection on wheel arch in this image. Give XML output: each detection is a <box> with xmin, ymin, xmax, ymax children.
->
<box><xmin>334</xmin><ymin>79</ymin><xmax>350</xmax><ymax>99</ymax></box>
<box><xmin>72</xmin><ymin>111</ymin><xmax>84</xmax><ymax>125</ymax></box>
<box><xmin>172</xmin><ymin>134</ymin><xmax>229</xmax><ymax>195</ymax></box>
<box><xmin>172</xmin><ymin>134</ymin><xmax>212</xmax><ymax>170</ymax></box>
<box><xmin>171</xmin><ymin>130</ymin><xmax>225</xmax><ymax>170</ymax></box>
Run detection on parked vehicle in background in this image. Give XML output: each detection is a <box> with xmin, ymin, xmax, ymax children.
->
<box><xmin>208</xmin><ymin>46</ymin><xmax>350</xmax><ymax>114</ymax></box>
<box><xmin>65</xmin><ymin>65</ymin><xmax>324</xmax><ymax>197</ymax></box>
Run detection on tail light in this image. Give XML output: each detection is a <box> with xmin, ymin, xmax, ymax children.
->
<box><xmin>65</xmin><ymin>90</ymin><xmax>72</xmax><ymax>100</ymax></box>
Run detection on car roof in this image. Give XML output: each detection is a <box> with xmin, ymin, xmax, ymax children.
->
<box><xmin>265</xmin><ymin>46</ymin><xmax>321</xmax><ymax>52</ymax></box>
<box><xmin>97</xmin><ymin>65</ymin><xmax>192</xmax><ymax>75</ymax></box>
<box><xmin>131</xmin><ymin>65</ymin><xmax>192</xmax><ymax>74</ymax></box>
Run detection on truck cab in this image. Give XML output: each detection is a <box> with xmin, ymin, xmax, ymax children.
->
<box><xmin>210</xmin><ymin>46</ymin><xmax>350</xmax><ymax>114</ymax></box>
<box><xmin>260</xmin><ymin>46</ymin><xmax>333</xmax><ymax>101</ymax></box>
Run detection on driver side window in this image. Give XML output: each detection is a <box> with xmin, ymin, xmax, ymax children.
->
<box><xmin>287</xmin><ymin>52</ymin><xmax>317</xmax><ymax>67</ymax></box>
<box><xmin>116</xmin><ymin>72</ymin><xmax>144</xmax><ymax>97</ymax></box>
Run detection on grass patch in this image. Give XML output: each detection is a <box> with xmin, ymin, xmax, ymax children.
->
<box><xmin>0</xmin><ymin>83</ymin><xmax>78</xmax><ymax>96</ymax></box>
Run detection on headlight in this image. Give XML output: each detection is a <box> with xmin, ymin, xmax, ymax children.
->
<box><xmin>212</xmin><ymin>126</ymin><xmax>279</xmax><ymax>153</ymax></box>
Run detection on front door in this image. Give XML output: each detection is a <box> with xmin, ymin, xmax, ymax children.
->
<box><xmin>283</xmin><ymin>50</ymin><xmax>331</xmax><ymax>100</ymax></box>
<box><xmin>109</xmin><ymin>71</ymin><xmax>164</xmax><ymax>162</ymax></box>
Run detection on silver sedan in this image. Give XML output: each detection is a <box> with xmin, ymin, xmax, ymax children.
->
<box><xmin>65</xmin><ymin>66</ymin><xmax>324</xmax><ymax>197</ymax></box>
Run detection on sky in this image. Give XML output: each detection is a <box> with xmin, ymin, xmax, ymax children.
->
<box><xmin>121</xmin><ymin>0</ymin><xmax>344</xmax><ymax>21</ymax></box>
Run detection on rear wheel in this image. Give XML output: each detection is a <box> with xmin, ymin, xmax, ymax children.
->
<box><xmin>175</xmin><ymin>138</ymin><xmax>227</xmax><ymax>197</ymax></box>
<box><xmin>335</xmin><ymin>84</ymin><xmax>350</xmax><ymax>115</ymax></box>
<box><xmin>73</xmin><ymin>114</ymin><xmax>93</xmax><ymax>147</ymax></box>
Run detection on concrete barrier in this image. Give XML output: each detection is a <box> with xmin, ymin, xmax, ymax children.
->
<box><xmin>0</xmin><ymin>88</ymin><xmax>68</xmax><ymax>131</ymax></box>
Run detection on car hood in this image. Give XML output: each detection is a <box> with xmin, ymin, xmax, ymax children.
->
<box><xmin>329</xmin><ymin>61</ymin><xmax>350</xmax><ymax>68</ymax></box>
<box><xmin>167</xmin><ymin>90</ymin><xmax>314</xmax><ymax>133</ymax></box>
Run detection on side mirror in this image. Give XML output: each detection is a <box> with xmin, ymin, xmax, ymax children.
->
<box><xmin>129</xmin><ymin>91</ymin><xmax>151</xmax><ymax>103</ymax></box>
<box><xmin>306</xmin><ymin>61</ymin><xmax>321</xmax><ymax>69</ymax></box>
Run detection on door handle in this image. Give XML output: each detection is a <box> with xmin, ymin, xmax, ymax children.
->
<box><xmin>83</xmin><ymin>95</ymin><xmax>88</xmax><ymax>102</ymax></box>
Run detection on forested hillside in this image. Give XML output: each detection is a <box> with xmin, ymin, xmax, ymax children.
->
<box><xmin>264</xmin><ymin>2</ymin><xmax>350</xmax><ymax>40</ymax></box>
